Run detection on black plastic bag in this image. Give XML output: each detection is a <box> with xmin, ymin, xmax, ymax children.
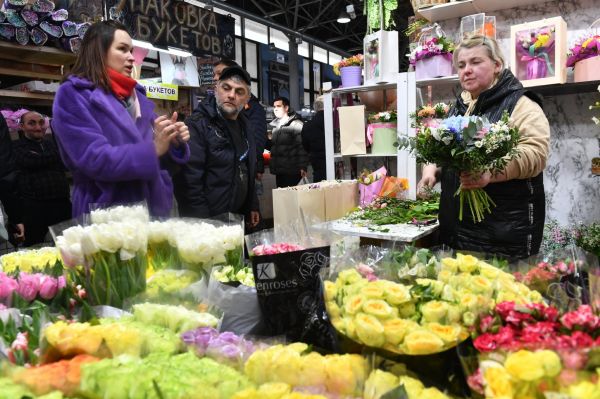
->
<box><xmin>251</xmin><ymin>246</ymin><xmax>339</xmax><ymax>352</ymax></box>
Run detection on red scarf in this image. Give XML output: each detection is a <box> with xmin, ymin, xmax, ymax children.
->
<box><xmin>107</xmin><ymin>67</ymin><xmax>137</xmax><ymax>100</ymax></box>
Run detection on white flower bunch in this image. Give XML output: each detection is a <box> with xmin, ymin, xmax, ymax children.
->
<box><xmin>90</xmin><ymin>204</ymin><xmax>150</xmax><ymax>224</ymax></box>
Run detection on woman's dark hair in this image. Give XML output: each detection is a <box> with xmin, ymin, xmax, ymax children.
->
<box><xmin>68</xmin><ymin>20</ymin><xmax>130</xmax><ymax>91</ymax></box>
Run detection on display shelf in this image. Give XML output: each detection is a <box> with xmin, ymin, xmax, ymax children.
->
<box><xmin>331</xmin><ymin>82</ymin><xmax>397</xmax><ymax>95</ymax></box>
<box><xmin>530</xmin><ymin>79</ymin><xmax>600</xmax><ymax>97</ymax></box>
<box><xmin>0</xmin><ymin>89</ymin><xmax>54</xmax><ymax>105</ymax></box>
<box><xmin>0</xmin><ymin>41</ymin><xmax>76</xmax><ymax>66</ymax></box>
<box><xmin>416</xmin><ymin>75</ymin><xmax>459</xmax><ymax>87</ymax></box>
<box><xmin>334</xmin><ymin>153</ymin><xmax>398</xmax><ymax>158</ymax></box>
<box><xmin>418</xmin><ymin>0</ymin><xmax>552</xmax><ymax>22</ymax></box>
<box><xmin>314</xmin><ymin>218</ymin><xmax>439</xmax><ymax>242</ymax></box>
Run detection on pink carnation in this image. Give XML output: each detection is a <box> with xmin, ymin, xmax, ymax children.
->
<box><xmin>561</xmin><ymin>305</ymin><xmax>599</xmax><ymax>330</ymax></box>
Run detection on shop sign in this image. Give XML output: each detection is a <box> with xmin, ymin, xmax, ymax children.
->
<box><xmin>106</xmin><ymin>0</ymin><xmax>236</xmax><ymax>59</ymax></box>
<box><xmin>139</xmin><ymin>81</ymin><xmax>179</xmax><ymax>101</ymax></box>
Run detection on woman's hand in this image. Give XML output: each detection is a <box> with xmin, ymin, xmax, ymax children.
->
<box><xmin>153</xmin><ymin>114</ymin><xmax>179</xmax><ymax>156</ymax></box>
<box><xmin>417</xmin><ymin>164</ymin><xmax>439</xmax><ymax>198</ymax></box>
<box><xmin>460</xmin><ymin>171</ymin><xmax>492</xmax><ymax>189</ymax></box>
<box><xmin>168</xmin><ymin>112</ymin><xmax>190</xmax><ymax>147</ymax></box>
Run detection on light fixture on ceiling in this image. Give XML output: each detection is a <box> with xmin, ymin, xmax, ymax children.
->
<box><xmin>337</xmin><ymin>9</ymin><xmax>351</xmax><ymax>24</ymax></box>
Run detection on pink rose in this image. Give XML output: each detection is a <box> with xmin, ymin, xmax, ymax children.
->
<box><xmin>542</xmin><ymin>306</ymin><xmax>559</xmax><ymax>322</ymax></box>
<box><xmin>0</xmin><ymin>273</ymin><xmax>18</xmax><ymax>302</ymax></box>
<box><xmin>16</xmin><ymin>273</ymin><xmax>40</xmax><ymax>302</ymax></box>
<box><xmin>38</xmin><ymin>276</ymin><xmax>58</xmax><ymax>300</ymax></box>
<box><xmin>495</xmin><ymin>301</ymin><xmax>516</xmax><ymax>320</ymax></box>
<box><xmin>559</xmin><ymin>349</ymin><xmax>588</xmax><ymax>370</ymax></box>
<box><xmin>473</xmin><ymin>333</ymin><xmax>498</xmax><ymax>352</ymax></box>
<box><xmin>561</xmin><ymin>305</ymin><xmax>598</xmax><ymax>330</ymax></box>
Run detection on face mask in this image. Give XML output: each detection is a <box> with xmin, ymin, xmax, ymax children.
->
<box><xmin>274</xmin><ymin>107</ymin><xmax>285</xmax><ymax>119</ymax></box>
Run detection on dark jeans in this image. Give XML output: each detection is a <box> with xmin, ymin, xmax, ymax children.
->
<box><xmin>275</xmin><ymin>173</ymin><xmax>302</xmax><ymax>188</ymax></box>
<box><xmin>23</xmin><ymin>198</ymin><xmax>72</xmax><ymax>247</ymax></box>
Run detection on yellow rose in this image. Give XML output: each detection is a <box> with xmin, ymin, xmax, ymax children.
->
<box><xmin>282</xmin><ymin>393</ymin><xmax>328</xmax><ymax>399</ymax></box>
<box><xmin>323</xmin><ymin>281</ymin><xmax>337</xmax><ymax>302</ymax></box>
<box><xmin>462</xmin><ymin>311</ymin><xmax>476</xmax><ymax>327</ymax></box>
<box><xmin>459</xmin><ymin>293</ymin><xmax>478</xmax><ymax>312</ymax></box>
<box><xmin>426</xmin><ymin>323</ymin><xmax>465</xmax><ymax>345</ymax></box>
<box><xmin>332</xmin><ymin>318</ymin><xmax>345</xmax><ymax>333</ymax></box>
<box><xmin>535</xmin><ymin>350</ymin><xmax>562</xmax><ymax>378</ymax></box>
<box><xmin>568</xmin><ymin>381</ymin><xmax>600</xmax><ymax>399</ymax></box>
<box><xmin>270</xmin><ymin>348</ymin><xmax>302</xmax><ymax>386</ymax></box>
<box><xmin>420</xmin><ymin>300</ymin><xmax>448</xmax><ymax>323</ymax></box>
<box><xmin>327</xmin><ymin>302</ymin><xmax>341</xmax><ymax>319</ymax></box>
<box><xmin>478</xmin><ymin>262</ymin><xmax>500</xmax><ymax>279</ymax></box>
<box><xmin>483</xmin><ymin>366</ymin><xmax>514</xmax><ymax>398</ymax></box>
<box><xmin>398</xmin><ymin>376</ymin><xmax>424</xmax><ymax>397</ymax></box>
<box><xmin>440</xmin><ymin>285</ymin><xmax>456</xmax><ymax>302</ymax></box>
<box><xmin>456</xmin><ymin>253</ymin><xmax>478</xmax><ymax>273</ymax></box>
<box><xmin>437</xmin><ymin>269</ymin><xmax>453</xmax><ymax>283</ymax></box>
<box><xmin>398</xmin><ymin>302</ymin><xmax>417</xmax><ymax>318</ymax></box>
<box><xmin>257</xmin><ymin>382</ymin><xmax>292</xmax><ymax>399</ymax></box>
<box><xmin>421</xmin><ymin>387</ymin><xmax>450</xmax><ymax>399</ymax></box>
<box><xmin>446</xmin><ymin>305</ymin><xmax>462</xmax><ymax>324</ymax></box>
<box><xmin>496</xmin><ymin>291</ymin><xmax>519</xmax><ymax>304</ymax></box>
<box><xmin>298</xmin><ymin>353</ymin><xmax>326</xmax><ymax>387</ymax></box>
<box><xmin>354</xmin><ymin>313</ymin><xmax>385</xmax><ymax>347</ymax></box>
<box><xmin>401</xmin><ymin>329</ymin><xmax>445</xmax><ymax>355</ymax></box>
<box><xmin>441</xmin><ymin>257</ymin><xmax>458</xmax><ymax>273</ymax></box>
<box><xmin>361</xmin><ymin>283</ymin><xmax>385</xmax><ymax>299</ymax></box>
<box><xmin>363</xmin><ymin>299</ymin><xmax>395</xmax><ymax>319</ymax></box>
<box><xmin>344</xmin><ymin>317</ymin><xmax>357</xmax><ymax>339</ymax></box>
<box><xmin>338</xmin><ymin>269</ymin><xmax>363</xmax><ymax>285</ymax></box>
<box><xmin>505</xmin><ymin>350</ymin><xmax>545</xmax><ymax>381</ymax></box>
<box><xmin>232</xmin><ymin>388</ymin><xmax>259</xmax><ymax>399</ymax></box>
<box><xmin>416</xmin><ymin>279</ymin><xmax>444</xmax><ymax>296</ymax></box>
<box><xmin>364</xmin><ymin>370</ymin><xmax>398</xmax><ymax>399</ymax></box>
<box><xmin>383</xmin><ymin>282</ymin><xmax>411</xmax><ymax>305</ymax></box>
<box><xmin>344</xmin><ymin>294</ymin><xmax>365</xmax><ymax>315</ymax></box>
<box><xmin>324</xmin><ymin>355</ymin><xmax>359</xmax><ymax>396</ymax></box>
<box><xmin>470</xmin><ymin>275</ymin><xmax>494</xmax><ymax>295</ymax></box>
<box><xmin>383</xmin><ymin>318</ymin><xmax>418</xmax><ymax>346</ymax></box>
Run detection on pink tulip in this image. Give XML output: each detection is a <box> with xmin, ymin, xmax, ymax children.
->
<box><xmin>39</xmin><ymin>276</ymin><xmax>59</xmax><ymax>300</ymax></box>
<box><xmin>0</xmin><ymin>273</ymin><xmax>18</xmax><ymax>302</ymax></box>
<box><xmin>16</xmin><ymin>273</ymin><xmax>40</xmax><ymax>302</ymax></box>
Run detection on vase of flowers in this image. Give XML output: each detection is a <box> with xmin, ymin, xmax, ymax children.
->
<box><xmin>567</xmin><ymin>34</ymin><xmax>600</xmax><ymax>82</ymax></box>
<box><xmin>334</xmin><ymin>54</ymin><xmax>364</xmax><ymax>87</ymax></box>
<box><xmin>367</xmin><ymin>111</ymin><xmax>398</xmax><ymax>154</ymax></box>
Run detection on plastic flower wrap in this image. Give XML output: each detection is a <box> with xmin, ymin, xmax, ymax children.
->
<box><xmin>79</xmin><ymin>352</ymin><xmax>253</xmax><ymax>399</ymax></box>
<box><xmin>55</xmin><ymin>221</ymin><xmax>148</xmax><ymax>308</ymax></box>
<box><xmin>400</xmin><ymin>111</ymin><xmax>520</xmax><ymax>222</ymax></box>
<box><xmin>326</xmin><ymin>252</ymin><xmax>543</xmax><ymax>356</ymax></box>
<box><xmin>364</xmin><ymin>369</ymin><xmax>450</xmax><ymax>399</ymax></box>
<box><xmin>147</xmin><ymin>220</ymin><xmax>182</xmax><ymax>271</ymax></box>
<box><xmin>540</xmin><ymin>219</ymin><xmax>577</xmax><ymax>258</ymax></box>
<box><xmin>0</xmin><ymin>247</ymin><xmax>62</xmax><ymax>274</ymax></box>
<box><xmin>567</xmin><ymin>34</ymin><xmax>600</xmax><ymax>67</ymax></box>
<box><xmin>409</xmin><ymin>36</ymin><xmax>455</xmax><ymax>65</ymax></box>
<box><xmin>514</xmin><ymin>257</ymin><xmax>577</xmax><ymax>300</ymax></box>
<box><xmin>244</xmin><ymin>342</ymin><xmax>368</xmax><ymax>397</ymax></box>
<box><xmin>88</xmin><ymin>203</ymin><xmax>150</xmax><ymax>225</ymax></box>
<box><xmin>516</xmin><ymin>26</ymin><xmax>556</xmax><ymax>80</ymax></box>
<box><xmin>332</xmin><ymin>54</ymin><xmax>364</xmax><ymax>76</ymax></box>
<box><xmin>213</xmin><ymin>265</ymin><xmax>255</xmax><ymax>287</ymax></box>
<box><xmin>141</xmin><ymin>269</ymin><xmax>201</xmax><ymax>305</ymax></box>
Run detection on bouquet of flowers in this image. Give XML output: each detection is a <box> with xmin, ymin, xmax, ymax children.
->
<box><xmin>574</xmin><ymin>222</ymin><xmax>600</xmax><ymax>257</ymax></box>
<box><xmin>368</xmin><ymin>110</ymin><xmax>397</xmax><ymax>124</ymax></box>
<box><xmin>402</xmin><ymin>112</ymin><xmax>520</xmax><ymax>222</ymax></box>
<box><xmin>333</xmin><ymin>54</ymin><xmax>364</xmax><ymax>76</ymax></box>
<box><xmin>540</xmin><ymin>220</ymin><xmax>577</xmax><ymax>257</ymax></box>
<box><xmin>516</xmin><ymin>27</ymin><xmax>556</xmax><ymax>79</ymax></box>
<box><xmin>0</xmin><ymin>247</ymin><xmax>62</xmax><ymax>274</ymax></box>
<box><xmin>567</xmin><ymin>35</ymin><xmax>600</xmax><ymax>67</ymax></box>
<box><xmin>409</xmin><ymin>36</ymin><xmax>455</xmax><ymax>65</ymax></box>
<box><xmin>514</xmin><ymin>258</ymin><xmax>577</xmax><ymax>298</ymax></box>
<box><xmin>410</xmin><ymin>103</ymin><xmax>450</xmax><ymax>127</ymax></box>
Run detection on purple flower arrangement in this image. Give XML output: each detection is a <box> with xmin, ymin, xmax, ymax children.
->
<box><xmin>181</xmin><ymin>327</ymin><xmax>265</xmax><ymax>369</ymax></box>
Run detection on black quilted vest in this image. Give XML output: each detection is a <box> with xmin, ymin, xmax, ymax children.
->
<box><xmin>439</xmin><ymin>69</ymin><xmax>545</xmax><ymax>261</ymax></box>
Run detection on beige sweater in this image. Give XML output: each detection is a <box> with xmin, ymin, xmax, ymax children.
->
<box><xmin>461</xmin><ymin>91</ymin><xmax>550</xmax><ymax>181</ymax></box>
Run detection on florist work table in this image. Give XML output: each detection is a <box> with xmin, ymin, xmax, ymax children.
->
<box><xmin>314</xmin><ymin>218</ymin><xmax>439</xmax><ymax>243</ymax></box>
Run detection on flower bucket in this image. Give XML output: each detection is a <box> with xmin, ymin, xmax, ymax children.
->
<box><xmin>415</xmin><ymin>54</ymin><xmax>453</xmax><ymax>80</ymax></box>
<box><xmin>367</xmin><ymin>123</ymin><xmax>397</xmax><ymax>154</ymax></box>
<box><xmin>340</xmin><ymin>66</ymin><xmax>362</xmax><ymax>87</ymax></box>
<box><xmin>574</xmin><ymin>55</ymin><xmax>600</xmax><ymax>82</ymax></box>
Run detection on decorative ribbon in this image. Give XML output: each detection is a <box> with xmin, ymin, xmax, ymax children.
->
<box><xmin>366</xmin><ymin>122</ymin><xmax>397</xmax><ymax>145</ymax></box>
<box><xmin>521</xmin><ymin>52</ymin><xmax>554</xmax><ymax>78</ymax></box>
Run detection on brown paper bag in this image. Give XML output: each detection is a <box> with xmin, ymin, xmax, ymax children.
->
<box><xmin>339</xmin><ymin>105</ymin><xmax>366</xmax><ymax>155</ymax></box>
<box><xmin>323</xmin><ymin>180</ymin><xmax>359</xmax><ymax>220</ymax></box>
<box><xmin>272</xmin><ymin>185</ymin><xmax>326</xmax><ymax>236</ymax></box>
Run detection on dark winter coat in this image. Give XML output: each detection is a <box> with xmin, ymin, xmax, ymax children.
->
<box><xmin>269</xmin><ymin>113</ymin><xmax>308</xmax><ymax>175</ymax></box>
<box><xmin>174</xmin><ymin>100</ymin><xmax>258</xmax><ymax>218</ymax></box>
<box><xmin>439</xmin><ymin>69</ymin><xmax>546</xmax><ymax>260</ymax></box>
<box><xmin>245</xmin><ymin>94</ymin><xmax>267</xmax><ymax>174</ymax></box>
<box><xmin>301</xmin><ymin>111</ymin><xmax>326</xmax><ymax>177</ymax></box>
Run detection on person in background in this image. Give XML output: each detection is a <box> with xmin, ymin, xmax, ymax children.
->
<box><xmin>174</xmin><ymin>66</ymin><xmax>260</xmax><ymax>228</ymax></box>
<box><xmin>417</xmin><ymin>35</ymin><xmax>550</xmax><ymax>260</ymax></box>
<box><xmin>0</xmin><ymin>112</ymin><xmax>24</xmax><ymax>246</ymax></box>
<box><xmin>301</xmin><ymin>96</ymin><xmax>326</xmax><ymax>183</ymax></box>
<box><xmin>13</xmin><ymin>111</ymin><xmax>71</xmax><ymax>246</ymax></box>
<box><xmin>269</xmin><ymin>96</ymin><xmax>308</xmax><ymax>188</ymax></box>
<box><xmin>212</xmin><ymin>59</ymin><xmax>267</xmax><ymax>181</ymax></box>
<box><xmin>52</xmin><ymin>20</ymin><xmax>190</xmax><ymax>218</ymax></box>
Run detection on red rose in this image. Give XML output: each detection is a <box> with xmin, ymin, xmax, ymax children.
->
<box><xmin>495</xmin><ymin>301</ymin><xmax>516</xmax><ymax>320</ymax></box>
<box><xmin>571</xmin><ymin>331</ymin><xmax>595</xmax><ymax>348</ymax></box>
<box><xmin>542</xmin><ymin>306</ymin><xmax>559</xmax><ymax>322</ymax></box>
<box><xmin>473</xmin><ymin>333</ymin><xmax>498</xmax><ymax>352</ymax></box>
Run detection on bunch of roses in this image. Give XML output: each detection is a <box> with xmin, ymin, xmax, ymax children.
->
<box><xmin>251</xmin><ymin>243</ymin><xmax>305</xmax><ymax>256</ymax></box>
<box><xmin>0</xmin><ymin>271</ymin><xmax>66</xmax><ymax>306</ymax></box>
<box><xmin>474</xmin><ymin>301</ymin><xmax>600</xmax><ymax>353</ymax></box>
<box><xmin>514</xmin><ymin>259</ymin><xmax>577</xmax><ymax>294</ymax></box>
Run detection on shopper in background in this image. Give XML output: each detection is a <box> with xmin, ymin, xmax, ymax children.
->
<box><xmin>0</xmin><ymin>112</ymin><xmax>24</xmax><ymax>246</ymax></box>
<box><xmin>13</xmin><ymin>111</ymin><xmax>71</xmax><ymax>246</ymax></box>
<box><xmin>301</xmin><ymin>96</ymin><xmax>326</xmax><ymax>183</ymax></box>
<box><xmin>417</xmin><ymin>35</ymin><xmax>550</xmax><ymax>260</ymax></box>
<box><xmin>212</xmin><ymin>59</ymin><xmax>267</xmax><ymax>181</ymax></box>
<box><xmin>52</xmin><ymin>20</ymin><xmax>190</xmax><ymax>218</ymax></box>
<box><xmin>174</xmin><ymin>66</ymin><xmax>260</xmax><ymax>228</ymax></box>
<box><xmin>269</xmin><ymin>96</ymin><xmax>308</xmax><ymax>188</ymax></box>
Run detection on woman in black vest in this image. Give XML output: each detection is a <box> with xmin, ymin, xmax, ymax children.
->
<box><xmin>418</xmin><ymin>35</ymin><xmax>550</xmax><ymax>260</ymax></box>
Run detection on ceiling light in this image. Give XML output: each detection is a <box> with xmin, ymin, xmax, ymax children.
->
<box><xmin>337</xmin><ymin>10</ymin><xmax>351</xmax><ymax>24</ymax></box>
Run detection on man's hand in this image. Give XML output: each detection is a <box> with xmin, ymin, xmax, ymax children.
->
<box><xmin>249</xmin><ymin>211</ymin><xmax>260</xmax><ymax>227</ymax></box>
